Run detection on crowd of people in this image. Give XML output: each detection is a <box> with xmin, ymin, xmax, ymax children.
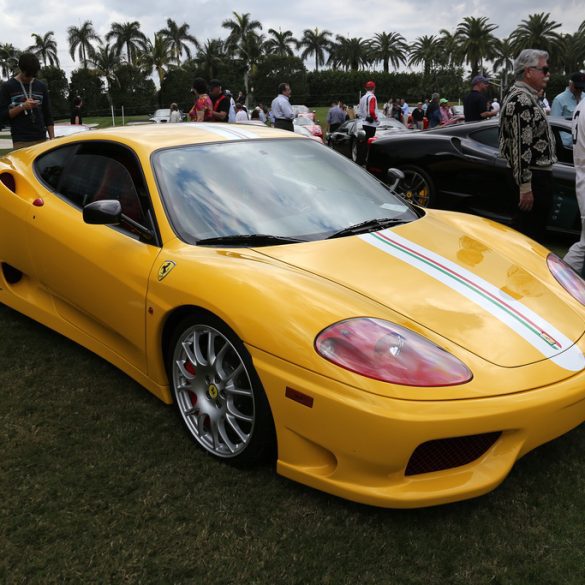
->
<box><xmin>2</xmin><ymin>51</ymin><xmax>585</xmax><ymax>268</ymax></box>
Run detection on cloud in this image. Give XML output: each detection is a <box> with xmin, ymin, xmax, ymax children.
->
<box><xmin>2</xmin><ymin>0</ymin><xmax>584</xmax><ymax>77</ymax></box>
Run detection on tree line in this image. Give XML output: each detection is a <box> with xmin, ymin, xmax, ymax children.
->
<box><xmin>0</xmin><ymin>11</ymin><xmax>583</xmax><ymax>116</ymax></box>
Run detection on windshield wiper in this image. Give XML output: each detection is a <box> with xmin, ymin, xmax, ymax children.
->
<box><xmin>327</xmin><ymin>217</ymin><xmax>411</xmax><ymax>239</ymax></box>
<box><xmin>196</xmin><ymin>234</ymin><xmax>306</xmax><ymax>246</ymax></box>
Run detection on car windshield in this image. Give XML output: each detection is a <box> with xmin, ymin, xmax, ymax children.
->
<box><xmin>152</xmin><ymin>139</ymin><xmax>418</xmax><ymax>244</ymax></box>
<box><xmin>154</xmin><ymin>110</ymin><xmax>170</xmax><ymax>117</ymax></box>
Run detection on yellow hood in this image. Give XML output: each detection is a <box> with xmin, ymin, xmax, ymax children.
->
<box><xmin>257</xmin><ymin>212</ymin><xmax>585</xmax><ymax>369</ymax></box>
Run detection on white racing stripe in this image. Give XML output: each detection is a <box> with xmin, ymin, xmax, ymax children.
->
<box><xmin>361</xmin><ymin>229</ymin><xmax>585</xmax><ymax>372</ymax></box>
<box><xmin>201</xmin><ymin>124</ymin><xmax>263</xmax><ymax>140</ymax></box>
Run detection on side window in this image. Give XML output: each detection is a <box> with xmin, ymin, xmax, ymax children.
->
<box><xmin>469</xmin><ymin>127</ymin><xmax>499</xmax><ymax>148</ymax></box>
<box><xmin>34</xmin><ymin>142</ymin><xmax>149</xmax><ymax>232</ymax></box>
<box><xmin>555</xmin><ymin>129</ymin><xmax>574</xmax><ymax>164</ymax></box>
<box><xmin>35</xmin><ymin>145</ymin><xmax>78</xmax><ymax>190</ymax></box>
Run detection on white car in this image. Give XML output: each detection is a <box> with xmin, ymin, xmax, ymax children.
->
<box><xmin>149</xmin><ymin>109</ymin><xmax>185</xmax><ymax>123</ymax></box>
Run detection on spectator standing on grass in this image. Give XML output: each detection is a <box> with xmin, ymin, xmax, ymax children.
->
<box><xmin>499</xmin><ymin>49</ymin><xmax>557</xmax><ymax>243</ymax></box>
<box><xmin>411</xmin><ymin>102</ymin><xmax>425</xmax><ymax>129</ymax></box>
<box><xmin>400</xmin><ymin>98</ymin><xmax>409</xmax><ymax>118</ymax></box>
<box><xmin>464</xmin><ymin>75</ymin><xmax>498</xmax><ymax>122</ymax></box>
<box><xmin>491</xmin><ymin>98</ymin><xmax>500</xmax><ymax>116</ymax></box>
<box><xmin>189</xmin><ymin>78</ymin><xmax>213</xmax><ymax>122</ymax></box>
<box><xmin>426</xmin><ymin>93</ymin><xmax>442</xmax><ymax>128</ymax></box>
<box><xmin>70</xmin><ymin>95</ymin><xmax>83</xmax><ymax>125</ymax></box>
<box><xmin>0</xmin><ymin>52</ymin><xmax>54</xmax><ymax>149</ymax></box>
<box><xmin>271</xmin><ymin>83</ymin><xmax>295</xmax><ymax>131</ymax></box>
<box><xmin>169</xmin><ymin>103</ymin><xmax>182</xmax><ymax>123</ymax></box>
<box><xmin>563</xmin><ymin>98</ymin><xmax>585</xmax><ymax>273</ymax></box>
<box><xmin>551</xmin><ymin>72</ymin><xmax>585</xmax><ymax>119</ymax></box>
<box><xmin>440</xmin><ymin>99</ymin><xmax>453</xmax><ymax>124</ymax></box>
<box><xmin>235</xmin><ymin>103</ymin><xmax>249</xmax><ymax>122</ymax></box>
<box><xmin>358</xmin><ymin>80</ymin><xmax>379</xmax><ymax>139</ymax></box>
<box><xmin>208</xmin><ymin>79</ymin><xmax>231</xmax><ymax>123</ymax></box>
<box><xmin>538</xmin><ymin>90</ymin><xmax>551</xmax><ymax>115</ymax></box>
<box><xmin>327</xmin><ymin>100</ymin><xmax>346</xmax><ymax>133</ymax></box>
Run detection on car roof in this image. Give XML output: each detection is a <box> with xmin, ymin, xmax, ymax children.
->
<box><xmin>14</xmin><ymin>123</ymin><xmax>300</xmax><ymax>158</ymax></box>
<box><xmin>424</xmin><ymin>116</ymin><xmax>571</xmax><ymax>136</ymax></box>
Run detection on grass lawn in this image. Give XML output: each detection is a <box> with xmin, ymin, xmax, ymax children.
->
<box><xmin>1</xmin><ymin>247</ymin><xmax>585</xmax><ymax>584</ymax></box>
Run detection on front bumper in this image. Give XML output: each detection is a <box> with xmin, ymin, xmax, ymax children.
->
<box><xmin>250</xmin><ymin>346</ymin><xmax>585</xmax><ymax>508</ymax></box>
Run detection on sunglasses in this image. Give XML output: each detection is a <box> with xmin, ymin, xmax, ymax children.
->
<box><xmin>530</xmin><ymin>66</ymin><xmax>550</xmax><ymax>75</ymax></box>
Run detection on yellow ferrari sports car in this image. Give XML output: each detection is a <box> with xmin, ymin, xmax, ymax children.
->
<box><xmin>2</xmin><ymin>123</ymin><xmax>585</xmax><ymax>508</ymax></box>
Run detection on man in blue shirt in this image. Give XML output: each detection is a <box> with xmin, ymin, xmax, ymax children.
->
<box><xmin>270</xmin><ymin>83</ymin><xmax>295</xmax><ymax>131</ymax></box>
<box><xmin>551</xmin><ymin>72</ymin><xmax>585</xmax><ymax>119</ymax></box>
<box><xmin>326</xmin><ymin>100</ymin><xmax>346</xmax><ymax>133</ymax></box>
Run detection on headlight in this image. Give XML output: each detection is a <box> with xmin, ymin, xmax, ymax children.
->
<box><xmin>315</xmin><ymin>318</ymin><xmax>472</xmax><ymax>387</ymax></box>
<box><xmin>547</xmin><ymin>254</ymin><xmax>585</xmax><ymax>306</ymax></box>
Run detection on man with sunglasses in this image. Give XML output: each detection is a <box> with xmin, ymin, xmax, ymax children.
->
<box><xmin>499</xmin><ymin>49</ymin><xmax>556</xmax><ymax>242</ymax></box>
<box><xmin>551</xmin><ymin>72</ymin><xmax>585</xmax><ymax>120</ymax></box>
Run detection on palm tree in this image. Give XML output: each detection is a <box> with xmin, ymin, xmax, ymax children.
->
<box><xmin>265</xmin><ymin>28</ymin><xmax>297</xmax><ymax>57</ymax></box>
<box><xmin>369</xmin><ymin>32</ymin><xmax>408</xmax><ymax>73</ymax></box>
<box><xmin>139</xmin><ymin>34</ymin><xmax>173</xmax><ymax>105</ymax></box>
<box><xmin>92</xmin><ymin>43</ymin><xmax>121</xmax><ymax>103</ymax></box>
<box><xmin>297</xmin><ymin>28</ymin><xmax>332</xmax><ymax>71</ymax></box>
<box><xmin>222</xmin><ymin>11</ymin><xmax>263</xmax><ymax>98</ymax></box>
<box><xmin>0</xmin><ymin>43</ymin><xmax>20</xmax><ymax>79</ymax></box>
<box><xmin>105</xmin><ymin>21</ymin><xmax>147</xmax><ymax>66</ymax></box>
<box><xmin>408</xmin><ymin>35</ymin><xmax>441</xmax><ymax>76</ymax></box>
<box><xmin>509</xmin><ymin>13</ymin><xmax>562</xmax><ymax>55</ymax></box>
<box><xmin>329</xmin><ymin>36</ymin><xmax>372</xmax><ymax>72</ymax></box>
<box><xmin>196</xmin><ymin>39</ymin><xmax>226</xmax><ymax>80</ymax></box>
<box><xmin>437</xmin><ymin>29</ymin><xmax>462</xmax><ymax>67</ymax></box>
<box><xmin>493</xmin><ymin>37</ymin><xmax>515</xmax><ymax>91</ymax></box>
<box><xmin>68</xmin><ymin>21</ymin><xmax>101</xmax><ymax>68</ymax></box>
<box><xmin>28</xmin><ymin>32</ymin><xmax>59</xmax><ymax>67</ymax></box>
<box><xmin>555</xmin><ymin>33</ymin><xmax>585</xmax><ymax>76</ymax></box>
<box><xmin>158</xmin><ymin>19</ymin><xmax>199</xmax><ymax>66</ymax></box>
<box><xmin>454</xmin><ymin>16</ymin><xmax>499</xmax><ymax>78</ymax></box>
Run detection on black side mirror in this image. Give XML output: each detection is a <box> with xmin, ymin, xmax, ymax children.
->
<box><xmin>83</xmin><ymin>200</ymin><xmax>122</xmax><ymax>225</ymax></box>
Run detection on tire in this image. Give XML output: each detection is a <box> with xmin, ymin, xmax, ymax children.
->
<box><xmin>169</xmin><ymin>311</ymin><xmax>275</xmax><ymax>465</ymax></box>
<box><xmin>396</xmin><ymin>165</ymin><xmax>436</xmax><ymax>208</ymax></box>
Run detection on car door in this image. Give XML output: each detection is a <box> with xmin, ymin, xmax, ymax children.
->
<box><xmin>329</xmin><ymin>120</ymin><xmax>355</xmax><ymax>158</ymax></box>
<box><xmin>452</xmin><ymin>126</ymin><xmax>517</xmax><ymax>220</ymax></box>
<box><xmin>29</xmin><ymin>141</ymin><xmax>161</xmax><ymax>372</ymax></box>
<box><xmin>548</xmin><ymin>122</ymin><xmax>579</xmax><ymax>232</ymax></box>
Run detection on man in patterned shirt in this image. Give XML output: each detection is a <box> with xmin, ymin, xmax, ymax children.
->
<box><xmin>499</xmin><ymin>49</ymin><xmax>556</xmax><ymax>242</ymax></box>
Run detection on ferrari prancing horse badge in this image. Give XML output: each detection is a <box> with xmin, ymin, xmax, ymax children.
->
<box><xmin>158</xmin><ymin>261</ymin><xmax>176</xmax><ymax>281</ymax></box>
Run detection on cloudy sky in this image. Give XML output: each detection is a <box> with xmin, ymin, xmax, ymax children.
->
<box><xmin>2</xmin><ymin>0</ymin><xmax>585</xmax><ymax>77</ymax></box>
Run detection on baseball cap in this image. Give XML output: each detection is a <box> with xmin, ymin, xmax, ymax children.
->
<box><xmin>471</xmin><ymin>75</ymin><xmax>490</xmax><ymax>85</ymax></box>
<box><xmin>364</xmin><ymin>80</ymin><xmax>376</xmax><ymax>89</ymax></box>
<box><xmin>440</xmin><ymin>98</ymin><xmax>449</xmax><ymax>104</ymax></box>
<box><xmin>570</xmin><ymin>72</ymin><xmax>585</xmax><ymax>89</ymax></box>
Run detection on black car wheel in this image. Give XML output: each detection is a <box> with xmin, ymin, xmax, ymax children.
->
<box><xmin>169</xmin><ymin>311</ymin><xmax>275</xmax><ymax>465</ymax></box>
<box><xmin>396</xmin><ymin>165</ymin><xmax>436</xmax><ymax>208</ymax></box>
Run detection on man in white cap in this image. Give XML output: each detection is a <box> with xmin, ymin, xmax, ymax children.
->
<box><xmin>464</xmin><ymin>75</ymin><xmax>498</xmax><ymax>122</ymax></box>
<box><xmin>358</xmin><ymin>80</ymin><xmax>378</xmax><ymax>139</ymax></box>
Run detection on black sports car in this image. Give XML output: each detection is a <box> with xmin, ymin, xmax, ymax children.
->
<box><xmin>366</xmin><ymin>117</ymin><xmax>578</xmax><ymax>235</ymax></box>
<box><xmin>327</xmin><ymin>117</ymin><xmax>408</xmax><ymax>164</ymax></box>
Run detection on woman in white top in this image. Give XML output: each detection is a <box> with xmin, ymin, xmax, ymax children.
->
<box><xmin>169</xmin><ymin>103</ymin><xmax>182</xmax><ymax>123</ymax></box>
